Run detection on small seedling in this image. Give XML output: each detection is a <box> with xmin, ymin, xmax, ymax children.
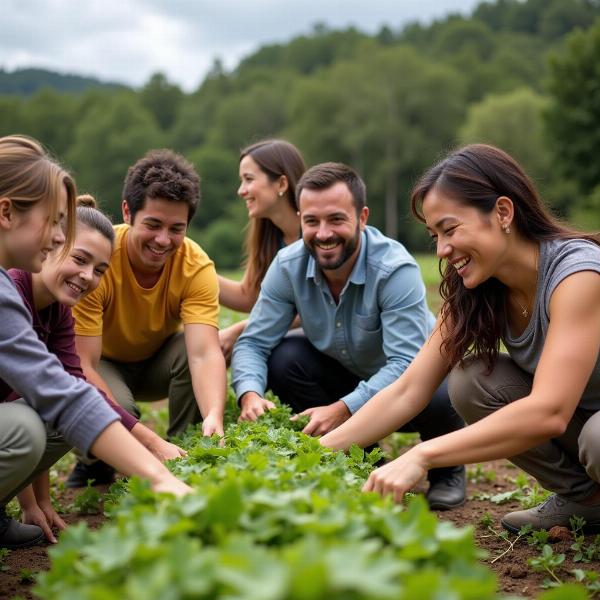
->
<box><xmin>70</xmin><ymin>482</ymin><xmax>102</xmax><ymax>515</ymax></box>
<box><xmin>527</xmin><ymin>528</ymin><xmax>550</xmax><ymax>548</ymax></box>
<box><xmin>529</xmin><ymin>544</ymin><xmax>565</xmax><ymax>586</ymax></box>
<box><xmin>19</xmin><ymin>568</ymin><xmax>36</xmax><ymax>584</ymax></box>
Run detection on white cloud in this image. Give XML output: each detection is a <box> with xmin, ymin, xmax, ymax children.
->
<box><xmin>0</xmin><ymin>0</ymin><xmax>480</xmax><ymax>91</ymax></box>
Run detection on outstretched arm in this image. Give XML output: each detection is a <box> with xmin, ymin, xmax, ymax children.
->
<box><xmin>362</xmin><ymin>271</ymin><xmax>600</xmax><ymax>502</ymax></box>
<box><xmin>321</xmin><ymin>321</ymin><xmax>450</xmax><ymax>450</ymax></box>
<box><xmin>184</xmin><ymin>323</ymin><xmax>227</xmax><ymax>437</ymax></box>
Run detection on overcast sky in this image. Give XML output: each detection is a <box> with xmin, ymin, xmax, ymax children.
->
<box><xmin>1</xmin><ymin>0</ymin><xmax>481</xmax><ymax>91</ymax></box>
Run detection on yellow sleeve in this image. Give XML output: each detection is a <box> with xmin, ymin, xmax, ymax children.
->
<box><xmin>73</xmin><ymin>280</ymin><xmax>106</xmax><ymax>337</ymax></box>
<box><xmin>180</xmin><ymin>260</ymin><xmax>220</xmax><ymax>328</ymax></box>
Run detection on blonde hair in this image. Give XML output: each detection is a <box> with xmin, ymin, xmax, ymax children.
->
<box><xmin>0</xmin><ymin>135</ymin><xmax>76</xmax><ymax>256</ymax></box>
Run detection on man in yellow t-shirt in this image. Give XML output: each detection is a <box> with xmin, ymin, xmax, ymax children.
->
<box><xmin>69</xmin><ymin>149</ymin><xmax>226</xmax><ymax>487</ymax></box>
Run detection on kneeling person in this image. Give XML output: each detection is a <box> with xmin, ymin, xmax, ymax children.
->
<box><xmin>232</xmin><ymin>162</ymin><xmax>465</xmax><ymax>509</ymax></box>
<box><xmin>70</xmin><ymin>150</ymin><xmax>226</xmax><ymax>487</ymax></box>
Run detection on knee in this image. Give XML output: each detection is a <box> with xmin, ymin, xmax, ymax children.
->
<box><xmin>448</xmin><ymin>359</ymin><xmax>490</xmax><ymax>425</ymax></box>
<box><xmin>579</xmin><ymin>418</ymin><xmax>600</xmax><ymax>482</ymax></box>
<box><xmin>267</xmin><ymin>339</ymin><xmax>303</xmax><ymax>387</ymax></box>
<box><xmin>5</xmin><ymin>404</ymin><xmax>46</xmax><ymax>471</ymax></box>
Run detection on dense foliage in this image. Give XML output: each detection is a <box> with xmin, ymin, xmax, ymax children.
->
<box><xmin>36</xmin><ymin>402</ymin><xmax>501</xmax><ymax>600</ymax></box>
<box><xmin>2</xmin><ymin>0</ymin><xmax>600</xmax><ymax>267</ymax></box>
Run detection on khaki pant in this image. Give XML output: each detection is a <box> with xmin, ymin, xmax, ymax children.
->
<box><xmin>0</xmin><ymin>400</ymin><xmax>71</xmax><ymax>507</ymax></box>
<box><xmin>98</xmin><ymin>332</ymin><xmax>200</xmax><ymax>438</ymax></box>
<box><xmin>449</xmin><ymin>354</ymin><xmax>600</xmax><ymax>502</ymax></box>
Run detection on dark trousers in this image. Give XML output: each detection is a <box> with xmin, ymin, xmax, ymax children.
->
<box><xmin>267</xmin><ymin>336</ymin><xmax>465</xmax><ymax>481</ymax></box>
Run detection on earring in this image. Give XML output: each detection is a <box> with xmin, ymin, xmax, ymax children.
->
<box><xmin>503</xmin><ymin>224</ymin><xmax>511</xmax><ymax>234</ymax></box>
<box><xmin>278</xmin><ymin>191</ymin><xmax>284</xmax><ymax>197</ymax></box>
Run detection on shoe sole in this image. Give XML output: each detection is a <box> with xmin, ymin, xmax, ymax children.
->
<box><xmin>428</xmin><ymin>498</ymin><xmax>467</xmax><ymax>511</ymax></box>
<box><xmin>501</xmin><ymin>519</ymin><xmax>600</xmax><ymax>535</ymax></box>
<box><xmin>0</xmin><ymin>531</ymin><xmax>46</xmax><ymax>550</ymax></box>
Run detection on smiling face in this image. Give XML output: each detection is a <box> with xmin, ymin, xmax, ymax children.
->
<box><xmin>300</xmin><ymin>181</ymin><xmax>368</xmax><ymax>273</ymax></box>
<box><xmin>122</xmin><ymin>196</ymin><xmax>188</xmax><ymax>276</ymax></box>
<box><xmin>40</xmin><ymin>225</ymin><xmax>112</xmax><ymax>307</ymax></box>
<box><xmin>1</xmin><ymin>185</ymin><xmax>68</xmax><ymax>273</ymax></box>
<box><xmin>422</xmin><ymin>187</ymin><xmax>509</xmax><ymax>289</ymax></box>
<box><xmin>237</xmin><ymin>155</ymin><xmax>286</xmax><ymax>219</ymax></box>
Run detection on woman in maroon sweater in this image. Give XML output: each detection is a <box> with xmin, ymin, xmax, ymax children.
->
<box><xmin>3</xmin><ymin>196</ymin><xmax>186</xmax><ymax>544</ymax></box>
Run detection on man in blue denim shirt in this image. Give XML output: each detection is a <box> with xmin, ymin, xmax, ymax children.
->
<box><xmin>232</xmin><ymin>162</ymin><xmax>465</xmax><ymax>508</ymax></box>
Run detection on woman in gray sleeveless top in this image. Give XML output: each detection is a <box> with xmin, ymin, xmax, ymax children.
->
<box><xmin>321</xmin><ymin>144</ymin><xmax>600</xmax><ymax>533</ymax></box>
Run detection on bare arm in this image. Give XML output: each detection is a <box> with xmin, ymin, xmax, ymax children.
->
<box><xmin>89</xmin><ymin>421</ymin><xmax>191</xmax><ymax>496</ymax></box>
<box><xmin>320</xmin><ymin>320</ymin><xmax>450</xmax><ymax>450</ymax></box>
<box><xmin>363</xmin><ymin>272</ymin><xmax>600</xmax><ymax>501</ymax></box>
<box><xmin>218</xmin><ymin>271</ymin><xmax>258</xmax><ymax>313</ymax></box>
<box><xmin>74</xmin><ymin>335</ymin><xmax>117</xmax><ymax>403</ymax></box>
<box><xmin>184</xmin><ymin>323</ymin><xmax>227</xmax><ymax>437</ymax></box>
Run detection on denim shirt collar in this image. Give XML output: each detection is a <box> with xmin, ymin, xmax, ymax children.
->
<box><xmin>305</xmin><ymin>229</ymin><xmax>368</xmax><ymax>287</ymax></box>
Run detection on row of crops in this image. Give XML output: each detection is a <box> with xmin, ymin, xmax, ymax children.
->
<box><xmin>35</xmin><ymin>401</ymin><xmax>580</xmax><ymax>599</ymax></box>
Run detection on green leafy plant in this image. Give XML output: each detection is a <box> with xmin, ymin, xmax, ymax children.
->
<box><xmin>36</xmin><ymin>405</ymin><xmax>499</xmax><ymax>600</ymax></box>
<box><xmin>19</xmin><ymin>568</ymin><xmax>36</xmax><ymax>584</ymax></box>
<box><xmin>529</xmin><ymin>544</ymin><xmax>566</xmax><ymax>587</ymax></box>
<box><xmin>70</xmin><ymin>482</ymin><xmax>102</xmax><ymax>515</ymax></box>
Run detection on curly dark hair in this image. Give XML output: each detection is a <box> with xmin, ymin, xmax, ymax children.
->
<box><xmin>122</xmin><ymin>149</ymin><xmax>200</xmax><ymax>223</ymax></box>
<box><xmin>411</xmin><ymin>143</ymin><xmax>600</xmax><ymax>371</ymax></box>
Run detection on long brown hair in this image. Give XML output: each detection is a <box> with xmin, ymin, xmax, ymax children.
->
<box><xmin>411</xmin><ymin>143</ymin><xmax>600</xmax><ymax>371</ymax></box>
<box><xmin>241</xmin><ymin>140</ymin><xmax>306</xmax><ymax>291</ymax></box>
<box><xmin>0</xmin><ymin>135</ymin><xmax>76</xmax><ymax>258</ymax></box>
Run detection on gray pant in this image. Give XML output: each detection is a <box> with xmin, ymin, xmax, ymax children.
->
<box><xmin>0</xmin><ymin>400</ymin><xmax>71</xmax><ymax>507</ymax></box>
<box><xmin>98</xmin><ymin>332</ymin><xmax>200</xmax><ymax>438</ymax></box>
<box><xmin>449</xmin><ymin>354</ymin><xmax>600</xmax><ymax>502</ymax></box>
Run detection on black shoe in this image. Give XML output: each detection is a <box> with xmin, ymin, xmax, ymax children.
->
<box><xmin>426</xmin><ymin>469</ymin><xmax>466</xmax><ymax>510</ymax></box>
<box><xmin>66</xmin><ymin>460</ymin><xmax>115</xmax><ymax>488</ymax></box>
<box><xmin>0</xmin><ymin>506</ymin><xmax>45</xmax><ymax>549</ymax></box>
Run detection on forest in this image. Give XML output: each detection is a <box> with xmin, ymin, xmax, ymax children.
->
<box><xmin>1</xmin><ymin>0</ymin><xmax>600</xmax><ymax>268</ymax></box>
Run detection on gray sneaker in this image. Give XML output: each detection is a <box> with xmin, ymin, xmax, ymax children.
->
<box><xmin>501</xmin><ymin>494</ymin><xmax>600</xmax><ymax>534</ymax></box>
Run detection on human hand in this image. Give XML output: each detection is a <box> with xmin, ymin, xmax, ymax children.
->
<box><xmin>292</xmin><ymin>401</ymin><xmax>351</xmax><ymax>436</ymax></box>
<box><xmin>147</xmin><ymin>435</ymin><xmax>187</xmax><ymax>462</ymax></box>
<box><xmin>362</xmin><ymin>447</ymin><xmax>428</xmax><ymax>503</ymax></box>
<box><xmin>239</xmin><ymin>392</ymin><xmax>276</xmax><ymax>422</ymax></box>
<box><xmin>21</xmin><ymin>503</ymin><xmax>62</xmax><ymax>544</ymax></box>
<box><xmin>218</xmin><ymin>325</ymin><xmax>241</xmax><ymax>365</ymax></box>
<box><xmin>152</xmin><ymin>475</ymin><xmax>193</xmax><ymax>497</ymax></box>
<box><xmin>201</xmin><ymin>412</ymin><xmax>225</xmax><ymax>438</ymax></box>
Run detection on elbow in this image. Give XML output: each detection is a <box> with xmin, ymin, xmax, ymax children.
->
<box><xmin>537</xmin><ymin>413</ymin><xmax>569</xmax><ymax>440</ymax></box>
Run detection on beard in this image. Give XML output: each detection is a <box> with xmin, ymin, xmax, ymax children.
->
<box><xmin>305</xmin><ymin>226</ymin><xmax>361</xmax><ymax>271</ymax></box>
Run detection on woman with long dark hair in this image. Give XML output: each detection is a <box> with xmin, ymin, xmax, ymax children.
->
<box><xmin>321</xmin><ymin>144</ymin><xmax>600</xmax><ymax>532</ymax></box>
<box><xmin>218</xmin><ymin>139</ymin><xmax>306</xmax><ymax>362</ymax></box>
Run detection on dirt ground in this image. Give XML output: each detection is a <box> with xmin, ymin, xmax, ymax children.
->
<box><xmin>1</xmin><ymin>460</ymin><xmax>598</xmax><ymax>600</ymax></box>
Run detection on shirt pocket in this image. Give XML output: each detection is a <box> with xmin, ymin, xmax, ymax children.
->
<box><xmin>354</xmin><ymin>312</ymin><xmax>382</xmax><ymax>333</ymax></box>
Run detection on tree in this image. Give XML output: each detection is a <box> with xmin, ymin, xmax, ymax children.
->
<box><xmin>67</xmin><ymin>93</ymin><xmax>162</xmax><ymax>217</ymax></box>
<box><xmin>459</xmin><ymin>87</ymin><xmax>551</xmax><ymax>180</ymax></box>
<box><xmin>140</xmin><ymin>73</ymin><xmax>184</xmax><ymax>130</ymax></box>
<box><xmin>545</xmin><ymin>18</ymin><xmax>600</xmax><ymax>195</ymax></box>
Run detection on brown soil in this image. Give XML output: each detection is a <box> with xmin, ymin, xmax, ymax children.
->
<box><xmin>1</xmin><ymin>461</ymin><xmax>598</xmax><ymax>599</ymax></box>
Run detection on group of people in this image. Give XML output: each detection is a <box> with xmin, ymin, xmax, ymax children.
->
<box><xmin>1</xmin><ymin>133</ymin><xmax>599</xmax><ymax>551</ymax></box>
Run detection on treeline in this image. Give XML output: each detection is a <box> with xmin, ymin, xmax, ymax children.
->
<box><xmin>1</xmin><ymin>0</ymin><xmax>600</xmax><ymax>268</ymax></box>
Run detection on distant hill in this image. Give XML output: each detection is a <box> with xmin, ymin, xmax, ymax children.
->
<box><xmin>0</xmin><ymin>67</ymin><xmax>129</xmax><ymax>95</ymax></box>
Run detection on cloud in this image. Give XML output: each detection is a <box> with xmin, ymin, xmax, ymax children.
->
<box><xmin>0</xmin><ymin>0</ymin><xmax>480</xmax><ymax>91</ymax></box>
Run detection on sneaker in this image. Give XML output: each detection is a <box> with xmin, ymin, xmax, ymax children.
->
<box><xmin>426</xmin><ymin>469</ymin><xmax>466</xmax><ymax>510</ymax></box>
<box><xmin>66</xmin><ymin>460</ymin><xmax>115</xmax><ymax>488</ymax></box>
<box><xmin>0</xmin><ymin>506</ymin><xmax>45</xmax><ymax>549</ymax></box>
<box><xmin>501</xmin><ymin>494</ymin><xmax>600</xmax><ymax>534</ymax></box>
